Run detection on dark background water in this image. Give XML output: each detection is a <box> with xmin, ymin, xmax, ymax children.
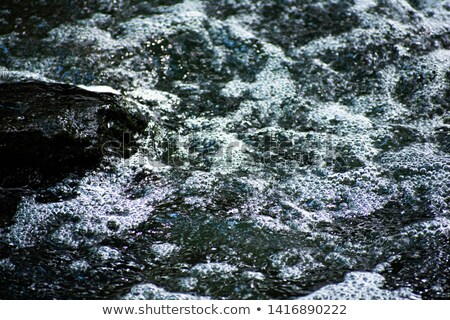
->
<box><xmin>1</xmin><ymin>0</ymin><xmax>450</xmax><ymax>299</ymax></box>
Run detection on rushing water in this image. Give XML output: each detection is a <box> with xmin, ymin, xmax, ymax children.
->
<box><xmin>1</xmin><ymin>0</ymin><xmax>450</xmax><ymax>299</ymax></box>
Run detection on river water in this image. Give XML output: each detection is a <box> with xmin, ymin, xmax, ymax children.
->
<box><xmin>0</xmin><ymin>0</ymin><xmax>450</xmax><ymax>299</ymax></box>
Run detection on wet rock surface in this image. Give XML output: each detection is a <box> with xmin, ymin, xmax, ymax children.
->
<box><xmin>0</xmin><ymin>81</ymin><xmax>146</xmax><ymax>227</ymax></box>
<box><xmin>0</xmin><ymin>0</ymin><xmax>449</xmax><ymax>299</ymax></box>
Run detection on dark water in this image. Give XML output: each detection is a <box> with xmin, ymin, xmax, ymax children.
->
<box><xmin>1</xmin><ymin>0</ymin><xmax>450</xmax><ymax>299</ymax></box>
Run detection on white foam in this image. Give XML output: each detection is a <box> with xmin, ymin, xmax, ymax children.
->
<box><xmin>299</xmin><ymin>272</ymin><xmax>421</xmax><ymax>300</ymax></box>
<box><xmin>123</xmin><ymin>283</ymin><xmax>209</xmax><ymax>300</ymax></box>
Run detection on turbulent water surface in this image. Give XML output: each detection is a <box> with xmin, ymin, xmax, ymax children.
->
<box><xmin>1</xmin><ymin>0</ymin><xmax>450</xmax><ymax>299</ymax></box>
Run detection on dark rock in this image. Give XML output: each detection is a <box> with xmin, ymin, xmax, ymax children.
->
<box><xmin>0</xmin><ymin>189</ymin><xmax>24</xmax><ymax>228</ymax></box>
<box><xmin>0</xmin><ymin>81</ymin><xmax>147</xmax><ymax>226</ymax></box>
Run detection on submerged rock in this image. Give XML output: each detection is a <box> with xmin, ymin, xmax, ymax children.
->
<box><xmin>0</xmin><ymin>81</ymin><xmax>146</xmax><ymax>226</ymax></box>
